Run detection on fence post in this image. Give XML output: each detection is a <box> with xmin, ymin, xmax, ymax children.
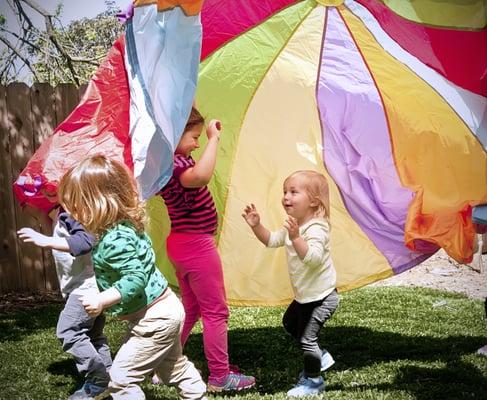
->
<box><xmin>7</xmin><ymin>83</ymin><xmax>45</xmax><ymax>291</ymax></box>
<box><xmin>30</xmin><ymin>83</ymin><xmax>59</xmax><ymax>291</ymax></box>
<box><xmin>0</xmin><ymin>85</ymin><xmax>21</xmax><ymax>292</ymax></box>
<box><xmin>54</xmin><ymin>83</ymin><xmax>80</xmax><ymax>126</ymax></box>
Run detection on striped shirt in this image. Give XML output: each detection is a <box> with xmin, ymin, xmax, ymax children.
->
<box><xmin>159</xmin><ymin>154</ymin><xmax>218</xmax><ymax>235</ymax></box>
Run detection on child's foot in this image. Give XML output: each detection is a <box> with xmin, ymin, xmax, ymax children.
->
<box><xmin>68</xmin><ymin>381</ymin><xmax>109</xmax><ymax>400</ymax></box>
<box><xmin>478</xmin><ymin>344</ymin><xmax>487</xmax><ymax>356</ymax></box>
<box><xmin>298</xmin><ymin>349</ymin><xmax>335</xmax><ymax>378</ymax></box>
<box><xmin>321</xmin><ymin>349</ymin><xmax>335</xmax><ymax>371</ymax></box>
<box><xmin>152</xmin><ymin>372</ymin><xmax>162</xmax><ymax>385</ymax></box>
<box><xmin>287</xmin><ymin>376</ymin><xmax>325</xmax><ymax>397</ymax></box>
<box><xmin>207</xmin><ymin>372</ymin><xmax>256</xmax><ymax>392</ymax></box>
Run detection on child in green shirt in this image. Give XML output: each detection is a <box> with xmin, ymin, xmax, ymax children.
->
<box><xmin>58</xmin><ymin>154</ymin><xmax>206</xmax><ymax>400</ymax></box>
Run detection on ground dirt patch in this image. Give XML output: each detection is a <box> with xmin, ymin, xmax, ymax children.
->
<box><xmin>372</xmin><ymin>249</ymin><xmax>487</xmax><ymax>300</ymax></box>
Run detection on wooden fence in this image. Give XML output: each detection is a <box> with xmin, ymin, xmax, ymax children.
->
<box><xmin>0</xmin><ymin>83</ymin><xmax>86</xmax><ymax>294</ymax></box>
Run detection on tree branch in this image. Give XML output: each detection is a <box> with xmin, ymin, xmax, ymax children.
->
<box><xmin>2</xmin><ymin>0</ymin><xmax>121</xmax><ymax>84</ymax></box>
<box><xmin>19</xmin><ymin>0</ymin><xmax>53</xmax><ymax>17</ymax></box>
<box><xmin>45</xmin><ymin>20</ymin><xmax>80</xmax><ymax>85</ymax></box>
<box><xmin>15</xmin><ymin>0</ymin><xmax>81</xmax><ymax>85</ymax></box>
<box><xmin>13</xmin><ymin>0</ymin><xmax>35</xmax><ymax>32</ymax></box>
<box><xmin>0</xmin><ymin>36</ymin><xmax>41</xmax><ymax>81</ymax></box>
<box><xmin>0</xmin><ymin>52</ymin><xmax>16</xmax><ymax>84</ymax></box>
<box><xmin>0</xmin><ymin>26</ymin><xmax>43</xmax><ymax>53</ymax></box>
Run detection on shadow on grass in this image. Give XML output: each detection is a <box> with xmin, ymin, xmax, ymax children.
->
<box><xmin>46</xmin><ymin>359</ymin><xmax>85</xmax><ymax>394</ymax></box>
<box><xmin>47</xmin><ymin>358</ymin><xmax>81</xmax><ymax>381</ymax></box>
<box><xmin>181</xmin><ymin>326</ymin><xmax>487</xmax><ymax>398</ymax></box>
<box><xmin>1</xmin><ymin>300</ymin><xmax>486</xmax><ymax>399</ymax></box>
<box><xmin>380</xmin><ymin>363</ymin><xmax>485</xmax><ymax>400</ymax></box>
<box><xmin>331</xmin><ymin>362</ymin><xmax>487</xmax><ymax>400</ymax></box>
<box><xmin>0</xmin><ymin>303</ymin><xmax>61</xmax><ymax>342</ymax></box>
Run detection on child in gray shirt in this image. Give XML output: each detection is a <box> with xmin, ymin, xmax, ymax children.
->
<box><xmin>18</xmin><ymin>209</ymin><xmax>112</xmax><ymax>400</ymax></box>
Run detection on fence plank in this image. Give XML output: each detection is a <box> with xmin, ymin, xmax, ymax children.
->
<box><xmin>79</xmin><ymin>83</ymin><xmax>88</xmax><ymax>100</ymax></box>
<box><xmin>0</xmin><ymin>85</ymin><xmax>21</xmax><ymax>292</ymax></box>
<box><xmin>7</xmin><ymin>83</ymin><xmax>46</xmax><ymax>291</ymax></box>
<box><xmin>0</xmin><ymin>82</ymin><xmax>88</xmax><ymax>294</ymax></box>
<box><xmin>54</xmin><ymin>83</ymin><xmax>80</xmax><ymax>125</ymax></box>
<box><xmin>30</xmin><ymin>83</ymin><xmax>59</xmax><ymax>292</ymax></box>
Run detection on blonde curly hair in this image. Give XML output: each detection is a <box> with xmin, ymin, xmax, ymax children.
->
<box><xmin>58</xmin><ymin>155</ymin><xmax>145</xmax><ymax>236</ymax></box>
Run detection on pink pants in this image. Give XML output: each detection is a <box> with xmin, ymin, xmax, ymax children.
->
<box><xmin>167</xmin><ymin>232</ymin><xmax>230</xmax><ymax>381</ymax></box>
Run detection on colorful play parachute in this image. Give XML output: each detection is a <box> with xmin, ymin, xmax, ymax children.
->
<box><xmin>147</xmin><ymin>0</ymin><xmax>487</xmax><ymax>305</ymax></box>
<box><xmin>15</xmin><ymin>0</ymin><xmax>487</xmax><ymax>305</ymax></box>
<box><xmin>14</xmin><ymin>1</ymin><xmax>203</xmax><ymax>210</ymax></box>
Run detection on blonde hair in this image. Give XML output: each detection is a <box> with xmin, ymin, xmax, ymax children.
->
<box><xmin>284</xmin><ymin>170</ymin><xmax>330</xmax><ymax>220</ymax></box>
<box><xmin>58</xmin><ymin>155</ymin><xmax>145</xmax><ymax>236</ymax></box>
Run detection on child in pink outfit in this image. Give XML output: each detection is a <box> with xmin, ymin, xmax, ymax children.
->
<box><xmin>158</xmin><ymin>107</ymin><xmax>255</xmax><ymax>392</ymax></box>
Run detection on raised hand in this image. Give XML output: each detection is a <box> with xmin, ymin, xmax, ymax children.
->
<box><xmin>242</xmin><ymin>203</ymin><xmax>261</xmax><ymax>227</ymax></box>
<box><xmin>17</xmin><ymin>227</ymin><xmax>51</xmax><ymax>248</ymax></box>
<box><xmin>206</xmin><ymin>119</ymin><xmax>222</xmax><ymax>141</ymax></box>
<box><xmin>284</xmin><ymin>216</ymin><xmax>300</xmax><ymax>240</ymax></box>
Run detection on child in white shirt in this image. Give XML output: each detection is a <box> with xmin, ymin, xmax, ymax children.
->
<box><xmin>243</xmin><ymin>170</ymin><xmax>339</xmax><ymax>398</ymax></box>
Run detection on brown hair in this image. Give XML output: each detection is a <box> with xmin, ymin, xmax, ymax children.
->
<box><xmin>284</xmin><ymin>170</ymin><xmax>330</xmax><ymax>220</ymax></box>
<box><xmin>58</xmin><ymin>155</ymin><xmax>145</xmax><ymax>236</ymax></box>
<box><xmin>184</xmin><ymin>106</ymin><xmax>205</xmax><ymax>132</ymax></box>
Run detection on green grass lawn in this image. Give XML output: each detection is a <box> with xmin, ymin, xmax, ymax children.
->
<box><xmin>0</xmin><ymin>287</ymin><xmax>486</xmax><ymax>400</ymax></box>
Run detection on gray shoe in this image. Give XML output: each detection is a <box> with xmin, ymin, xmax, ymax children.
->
<box><xmin>287</xmin><ymin>376</ymin><xmax>325</xmax><ymax>397</ymax></box>
<box><xmin>68</xmin><ymin>382</ymin><xmax>109</xmax><ymax>400</ymax></box>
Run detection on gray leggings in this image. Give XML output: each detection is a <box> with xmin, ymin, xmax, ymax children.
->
<box><xmin>282</xmin><ymin>290</ymin><xmax>339</xmax><ymax>377</ymax></box>
<box><xmin>56</xmin><ymin>294</ymin><xmax>112</xmax><ymax>384</ymax></box>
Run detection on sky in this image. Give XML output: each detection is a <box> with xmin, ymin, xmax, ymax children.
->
<box><xmin>0</xmin><ymin>0</ymin><xmax>132</xmax><ymax>81</ymax></box>
<box><xmin>45</xmin><ymin>0</ymin><xmax>131</xmax><ymax>24</ymax></box>
<box><xmin>0</xmin><ymin>0</ymin><xmax>131</xmax><ymax>26</ymax></box>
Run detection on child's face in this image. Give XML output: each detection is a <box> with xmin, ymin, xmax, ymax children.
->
<box><xmin>281</xmin><ymin>176</ymin><xmax>316</xmax><ymax>225</ymax></box>
<box><xmin>175</xmin><ymin>124</ymin><xmax>203</xmax><ymax>157</ymax></box>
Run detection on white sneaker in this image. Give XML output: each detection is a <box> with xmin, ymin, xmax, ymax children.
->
<box><xmin>477</xmin><ymin>344</ymin><xmax>487</xmax><ymax>357</ymax></box>
<box><xmin>321</xmin><ymin>349</ymin><xmax>335</xmax><ymax>371</ymax></box>
<box><xmin>152</xmin><ymin>373</ymin><xmax>161</xmax><ymax>385</ymax></box>
<box><xmin>287</xmin><ymin>376</ymin><xmax>325</xmax><ymax>397</ymax></box>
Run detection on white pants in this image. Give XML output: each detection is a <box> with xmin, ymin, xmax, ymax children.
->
<box><xmin>109</xmin><ymin>289</ymin><xmax>206</xmax><ymax>399</ymax></box>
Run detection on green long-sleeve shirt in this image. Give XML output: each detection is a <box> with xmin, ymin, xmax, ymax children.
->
<box><xmin>92</xmin><ymin>221</ymin><xmax>167</xmax><ymax>317</ymax></box>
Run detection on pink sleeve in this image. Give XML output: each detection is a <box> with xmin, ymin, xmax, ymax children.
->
<box><xmin>173</xmin><ymin>155</ymin><xmax>193</xmax><ymax>179</ymax></box>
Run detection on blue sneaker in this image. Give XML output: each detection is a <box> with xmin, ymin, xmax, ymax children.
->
<box><xmin>287</xmin><ymin>376</ymin><xmax>325</xmax><ymax>397</ymax></box>
<box><xmin>68</xmin><ymin>382</ymin><xmax>109</xmax><ymax>400</ymax></box>
<box><xmin>321</xmin><ymin>349</ymin><xmax>335</xmax><ymax>371</ymax></box>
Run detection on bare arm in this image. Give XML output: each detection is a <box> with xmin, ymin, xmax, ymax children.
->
<box><xmin>242</xmin><ymin>203</ymin><xmax>270</xmax><ymax>245</ymax></box>
<box><xmin>17</xmin><ymin>227</ymin><xmax>70</xmax><ymax>252</ymax></box>
<box><xmin>82</xmin><ymin>287</ymin><xmax>122</xmax><ymax>317</ymax></box>
<box><xmin>180</xmin><ymin>120</ymin><xmax>221</xmax><ymax>188</ymax></box>
<box><xmin>252</xmin><ymin>223</ymin><xmax>271</xmax><ymax>246</ymax></box>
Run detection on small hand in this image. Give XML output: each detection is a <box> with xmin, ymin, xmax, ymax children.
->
<box><xmin>17</xmin><ymin>228</ymin><xmax>51</xmax><ymax>247</ymax></box>
<box><xmin>242</xmin><ymin>203</ymin><xmax>260</xmax><ymax>227</ymax></box>
<box><xmin>81</xmin><ymin>294</ymin><xmax>104</xmax><ymax>317</ymax></box>
<box><xmin>206</xmin><ymin>119</ymin><xmax>222</xmax><ymax>141</ymax></box>
<box><xmin>284</xmin><ymin>216</ymin><xmax>300</xmax><ymax>240</ymax></box>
